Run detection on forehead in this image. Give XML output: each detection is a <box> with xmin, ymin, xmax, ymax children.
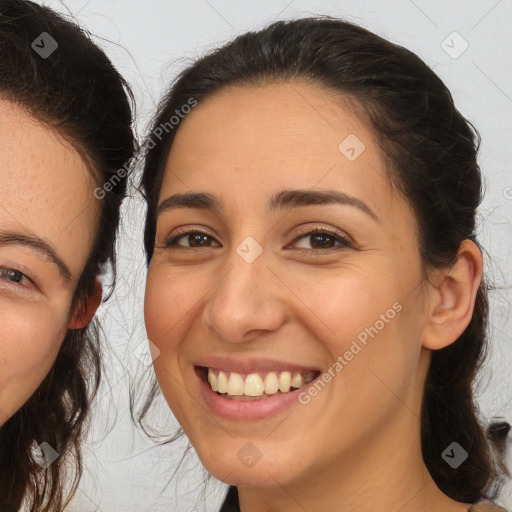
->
<box><xmin>172</xmin><ymin>81</ymin><xmax>370</xmax><ymax>157</ymax></box>
<box><xmin>0</xmin><ymin>99</ymin><xmax>100</xmax><ymax>277</ymax></box>
<box><xmin>162</xmin><ymin>81</ymin><xmax>393</xmax><ymax>214</ymax></box>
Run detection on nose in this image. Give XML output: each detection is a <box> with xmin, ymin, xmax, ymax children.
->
<box><xmin>202</xmin><ymin>248</ymin><xmax>286</xmax><ymax>343</ymax></box>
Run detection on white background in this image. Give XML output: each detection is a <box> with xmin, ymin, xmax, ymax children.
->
<box><xmin>32</xmin><ymin>1</ymin><xmax>512</xmax><ymax>511</ymax></box>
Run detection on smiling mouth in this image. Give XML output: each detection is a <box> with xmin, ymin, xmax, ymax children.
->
<box><xmin>199</xmin><ymin>367</ymin><xmax>321</xmax><ymax>401</ymax></box>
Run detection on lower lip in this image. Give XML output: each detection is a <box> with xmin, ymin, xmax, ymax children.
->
<box><xmin>196</xmin><ymin>368</ymin><xmax>315</xmax><ymax>420</ymax></box>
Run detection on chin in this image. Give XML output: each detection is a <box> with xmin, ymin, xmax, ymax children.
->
<box><xmin>195</xmin><ymin>439</ymin><xmax>304</xmax><ymax>488</ymax></box>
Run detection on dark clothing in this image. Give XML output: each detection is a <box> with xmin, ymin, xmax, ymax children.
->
<box><xmin>219</xmin><ymin>486</ymin><xmax>239</xmax><ymax>512</ymax></box>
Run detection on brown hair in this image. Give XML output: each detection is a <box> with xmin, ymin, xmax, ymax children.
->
<box><xmin>0</xmin><ymin>0</ymin><xmax>135</xmax><ymax>510</ymax></box>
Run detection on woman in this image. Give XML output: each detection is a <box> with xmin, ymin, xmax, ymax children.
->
<box><xmin>138</xmin><ymin>17</ymin><xmax>509</xmax><ymax>511</ymax></box>
<box><xmin>0</xmin><ymin>1</ymin><xmax>135</xmax><ymax>510</ymax></box>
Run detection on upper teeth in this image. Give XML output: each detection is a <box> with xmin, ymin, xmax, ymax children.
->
<box><xmin>207</xmin><ymin>368</ymin><xmax>316</xmax><ymax>397</ymax></box>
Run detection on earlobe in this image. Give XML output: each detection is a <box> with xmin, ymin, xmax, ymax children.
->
<box><xmin>68</xmin><ymin>278</ymin><xmax>103</xmax><ymax>330</ymax></box>
<box><xmin>422</xmin><ymin>240</ymin><xmax>483</xmax><ymax>351</ymax></box>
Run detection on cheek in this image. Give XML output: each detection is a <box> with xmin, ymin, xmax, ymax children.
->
<box><xmin>144</xmin><ymin>266</ymin><xmax>210</xmax><ymax>425</ymax></box>
<box><xmin>293</xmin><ymin>267</ymin><xmax>422</xmax><ymax>411</ymax></box>
<box><xmin>0</xmin><ymin>302</ymin><xmax>68</xmax><ymax>422</ymax></box>
<box><xmin>144</xmin><ymin>265</ymin><xmax>203</xmax><ymax>349</ymax></box>
<box><xmin>287</xmin><ymin>265</ymin><xmax>396</xmax><ymax>354</ymax></box>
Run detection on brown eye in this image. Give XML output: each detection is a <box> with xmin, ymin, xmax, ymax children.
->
<box><xmin>187</xmin><ymin>233</ymin><xmax>213</xmax><ymax>247</ymax></box>
<box><xmin>291</xmin><ymin>228</ymin><xmax>352</xmax><ymax>252</ymax></box>
<box><xmin>167</xmin><ymin>231</ymin><xmax>220</xmax><ymax>248</ymax></box>
<box><xmin>308</xmin><ymin>233</ymin><xmax>337</xmax><ymax>249</ymax></box>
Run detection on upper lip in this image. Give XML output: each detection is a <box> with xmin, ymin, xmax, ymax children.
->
<box><xmin>194</xmin><ymin>356</ymin><xmax>322</xmax><ymax>375</ymax></box>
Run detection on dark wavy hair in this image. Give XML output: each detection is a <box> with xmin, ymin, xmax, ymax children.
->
<box><xmin>135</xmin><ymin>16</ymin><xmax>509</xmax><ymax>503</ymax></box>
<box><xmin>0</xmin><ymin>1</ymin><xmax>135</xmax><ymax>510</ymax></box>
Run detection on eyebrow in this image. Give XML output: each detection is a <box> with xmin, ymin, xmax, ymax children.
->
<box><xmin>0</xmin><ymin>230</ymin><xmax>73</xmax><ymax>281</ymax></box>
<box><xmin>157</xmin><ymin>188</ymin><xmax>379</xmax><ymax>222</ymax></box>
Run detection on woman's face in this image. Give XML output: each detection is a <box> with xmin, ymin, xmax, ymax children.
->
<box><xmin>0</xmin><ymin>99</ymin><xmax>99</xmax><ymax>426</ymax></box>
<box><xmin>145</xmin><ymin>82</ymin><xmax>434</xmax><ymax>488</ymax></box>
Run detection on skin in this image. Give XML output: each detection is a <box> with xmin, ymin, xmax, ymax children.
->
<box><xmin>145</xmin><ymin>82</ymin><xmax>483</xmax><ymax>512</ymax></box>
<box><xmin>0</xmin><ymin>99</ymin><xmax>101</xmax><ymax>427</ymax></box>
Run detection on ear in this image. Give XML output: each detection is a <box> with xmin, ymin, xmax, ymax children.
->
<box><xmin>422</xmin><ymin>240</ymin><xmax>483</xmax><ymax>350</ymax></box>
<box><xmin>68</xmin><ymin>278</ymin><xmax>103</xmax><ymax>330</ymax></box>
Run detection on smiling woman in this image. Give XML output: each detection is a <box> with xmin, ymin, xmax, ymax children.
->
<box><xmin>135</xmin><ymin>16</ymin><xmax>509</xmax><ymax>512</ymax></box>
<box><xmin>0</xmin><ymin>1</ymin><xmax>134</xmax><ymax>510</ymax></box>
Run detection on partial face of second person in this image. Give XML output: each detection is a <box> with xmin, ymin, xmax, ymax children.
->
<box><xmin>0</xmin><ymin>99</ymin><xmax>99</xmax><ymax>426</ymax></box>
<box><xmin>144</xmin><ymin>82</ymin><xmax>451</xmax><ymax>490</ymax></box>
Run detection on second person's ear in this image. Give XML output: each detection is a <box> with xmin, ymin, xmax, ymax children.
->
<box><xmin>421</xmin><ymin>239</ymin><xmax>483</xmax><ymax>351</ymax></box>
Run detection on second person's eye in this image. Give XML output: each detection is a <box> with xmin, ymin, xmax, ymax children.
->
<box><xmin>288</xmin><ymin>228</ymin><xmax>353</xmax><ymax>252</ymax></box>
<box><xmin>167</xmin><ymin>230</ymin><xmax>221</xmax><ymax>248</ymax></box>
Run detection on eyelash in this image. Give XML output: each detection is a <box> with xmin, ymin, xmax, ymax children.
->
<box><xmin>164</xmin><ymin>227</ymin><xmax>353</xmax><ymax>254</ymax></box>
